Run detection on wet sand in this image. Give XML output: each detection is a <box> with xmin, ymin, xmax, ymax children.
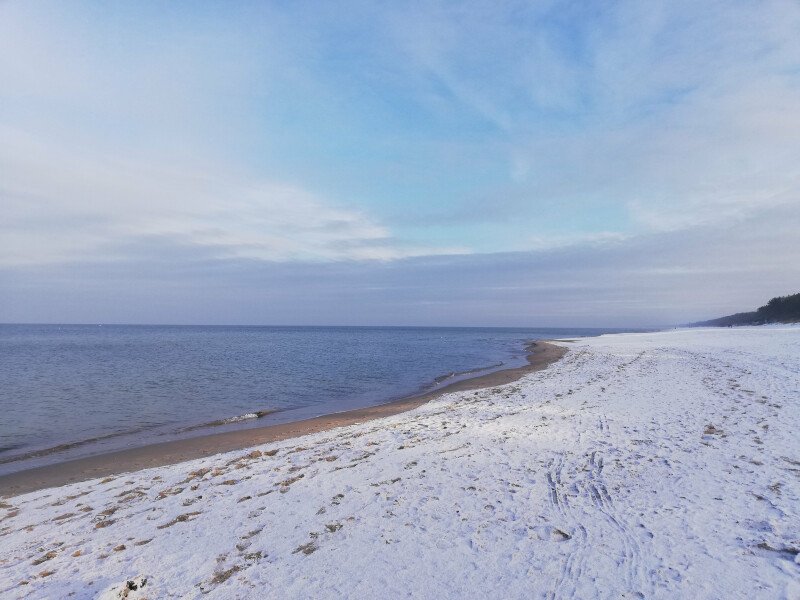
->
<box><xmin>0</xmin><ymin>341</ymin><xmax>566</xmax><ymax>497</ymax></box>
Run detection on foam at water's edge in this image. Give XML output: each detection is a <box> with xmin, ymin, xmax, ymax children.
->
<box><xmin>177</xmin><ymin>410</ymin><xmax>277</xmax><ymax>433</ymax></box>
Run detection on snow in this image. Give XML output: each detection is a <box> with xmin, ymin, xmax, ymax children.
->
<box><xmin>1</xmin><ymin>326</ymin><xmax>799</xmax><ymax>599</ymax></box>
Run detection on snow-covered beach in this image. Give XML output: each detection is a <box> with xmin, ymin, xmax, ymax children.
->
<box><xmin>1</xmin><ymin>326</ymin><xmax>798</xmax><ymax>599</ymax></box>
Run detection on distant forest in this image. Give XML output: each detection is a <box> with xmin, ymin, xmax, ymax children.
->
<box><xmin>690</xmin><ymin>293</ymin><xmax>800</xmax><ymax>327</ymax></box>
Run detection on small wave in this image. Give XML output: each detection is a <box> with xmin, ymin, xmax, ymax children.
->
<box><xmin>432</xmin><ymin>362</ymin><xmax>505</xmax><ymax>385</ymax></box>
<box><xmin>179</xmin><ymin>410</ymin><xmax>276</xmax><ymax>433</ymax></box>
<box><xmin>0</xmin><ymin>410</ymin><xmax>278</xmax><ymax>465</ymax></box>
<box><xmin>221</xmin><ymin>411</ymin><xmax>269</xmax><ymax>424</ymax></box>
<box><xmin>0</xmin><ymin>443</ymin><xmax>25</xmax><ymax>455</ymax></box>
<box><xmin>0</xmin><ymin>427</ymin><xmax>150</xmax><ymax>465</ymax></box>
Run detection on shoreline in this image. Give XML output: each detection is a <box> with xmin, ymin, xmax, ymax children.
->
<box><xmin>0</xmin><ymin>341</ymin><xmax>567</xmax><ymax>497</ymax></box>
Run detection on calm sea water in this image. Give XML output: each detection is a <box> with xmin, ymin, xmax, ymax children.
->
<box><xmin>0</xmin><ymin>324</ymin><xmax>629</xmax><ymax>474</ymax></box>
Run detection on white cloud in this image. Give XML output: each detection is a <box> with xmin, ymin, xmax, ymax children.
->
<box><xmin>373</xmin><ymin>0</ymin><xmax>800</xmax><ymax>237</ymax></box>
<box><xmin>0</xmin><ymin>126</ymin><xmax>466</xmax><ymax>266</ymax></box>
<box><xmin>525</xmin><ymin>231</ymin><xmax>629</xmax><ymax>251</ymax></box>
<box><xmin>0</xmin><ymin>3</ymin><xmax>466</xmax><ymax>267</ymax></box>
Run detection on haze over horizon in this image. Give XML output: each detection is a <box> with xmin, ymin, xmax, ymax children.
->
<box><xmin>2</xmin><ymin>1</ymin><xmax>799</xmax><ymax>328</ymax></box>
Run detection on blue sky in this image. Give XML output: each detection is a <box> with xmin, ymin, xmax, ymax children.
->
<box><xmin>2</xmin><ymin>1</ymin><xmax>799</xmax><ymax>326</ymax></box>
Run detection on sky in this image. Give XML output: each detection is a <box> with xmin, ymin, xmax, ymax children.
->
<box><xmin>1</xmin><ymin>0</ymin><xmax>799</xmax><ymax>327</ymax></box>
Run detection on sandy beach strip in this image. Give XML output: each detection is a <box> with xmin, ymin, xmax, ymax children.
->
<box><xmin>0</xmin><ymin>341</ymin><xmax>567</xmax><ymax>497</ymax></box>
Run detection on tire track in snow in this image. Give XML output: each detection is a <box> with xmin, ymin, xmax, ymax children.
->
<box><xmin>585</xmin><ymin>447</ymin><xmax>647</xmax><ymax>595</ymax></box>
<box><xmin>546</xmin><ymin>407</ymin><xmax>651</xmax><ymax>599</ymax></box>
<box><xmin>545</xmin><ymin>452</ymin><xmax>587</xmax><ymax>600</ymax></box>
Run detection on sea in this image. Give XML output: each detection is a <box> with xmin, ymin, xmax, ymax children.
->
<box><xmin>0</xmin><ymin>324</ymin><xmax>633</xmax><ymax>475</ymax></box>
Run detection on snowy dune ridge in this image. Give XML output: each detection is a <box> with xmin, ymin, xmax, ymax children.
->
<box><xmin>1</xmin><ymin>327</ymin><xmax>799</xmax><ymax>599</ymax></box>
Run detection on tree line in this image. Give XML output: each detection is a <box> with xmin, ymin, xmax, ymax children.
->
<box><xmin>689</xmin><ymin>292</ymin><xmax>800</xmax><ymax>327</ymax></box>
